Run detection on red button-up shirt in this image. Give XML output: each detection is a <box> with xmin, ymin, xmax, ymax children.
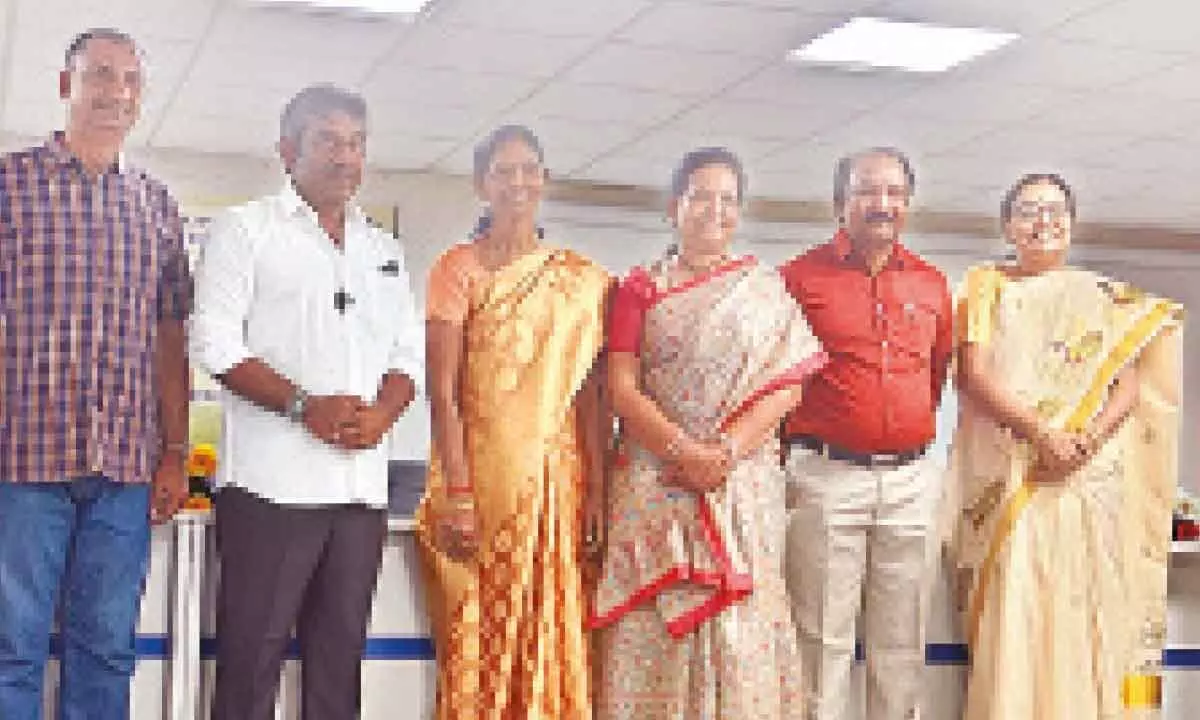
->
<box><xmin>779</xmin><ymin>231</ymin><xmax>952</xmax><ymax>454</ymax></box>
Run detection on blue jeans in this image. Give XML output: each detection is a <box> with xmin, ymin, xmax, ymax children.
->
<box><xmin>0</xmin><ymin>477</ymin><xmax>151</xmax><ymax>720</ymax></box>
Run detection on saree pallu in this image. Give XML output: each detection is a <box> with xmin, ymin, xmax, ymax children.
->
<box><xmin>948</xmin><ymin>265</ymin><xmax>1184</xmax><ymax>720</ymax></box>
<box><xmin>415</xmin><ymin>248</ymin><xmax>609</xmax><ymax>720</ymax></box>
<box><xmin>592</xmin><ymin>259</ymin><xmax>826</xmax><ymax>719</ymax></box>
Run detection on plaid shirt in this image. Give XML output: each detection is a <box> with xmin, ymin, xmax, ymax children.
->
<box><xmin>0</xmin><ymin>132</ymin><xmax>190</xmax><ymax>484</ymax></box>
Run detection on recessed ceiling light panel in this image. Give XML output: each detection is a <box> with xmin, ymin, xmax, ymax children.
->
<box><xmin>252</xmin><ymin>0</ymin><xmax>433</xmax><ymax>16</ymax></box>
<box><xmin>791</xmin><ymin>17</ymin><xmax>1018</xmax><ymax>73</ymax></box>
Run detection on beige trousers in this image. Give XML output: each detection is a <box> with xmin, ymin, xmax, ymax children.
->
<box><xmin>784</xmin><ymin>447</ymin><xmax>940</xmax><ymax>720</ymax></box>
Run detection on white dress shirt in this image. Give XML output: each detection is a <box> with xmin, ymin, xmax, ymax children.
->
<box><xmin>189</xmin><ymin>182</ymin><xmax>424</xmax><ymax>508</ymax></box>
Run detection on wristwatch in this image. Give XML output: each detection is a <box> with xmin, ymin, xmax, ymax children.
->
<box><xmin>285</xmin><ymin>388</ymin><xmax>310</xmax><ymax>423</ymax></box>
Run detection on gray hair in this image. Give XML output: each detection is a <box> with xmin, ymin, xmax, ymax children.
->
<box><xmin>279</xmin><ymin>83</ymin><xmax>367</xmax><ymax>143</ymax></box>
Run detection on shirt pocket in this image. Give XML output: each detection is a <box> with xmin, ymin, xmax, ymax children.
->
<box><xmin>893</xmin><ymin>301</ymin><xmax>939</xmax><ymax>361</ymax></box>
<box><xmin>359</xmin><ymin>257</ymin><xmax>406</xmax><ymax>344</ymax></box>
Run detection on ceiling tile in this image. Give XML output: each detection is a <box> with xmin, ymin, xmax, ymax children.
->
<box><xmin>158</xmin><ymin>83</ymin><xmax>297</xmax><ymax>126</ymax></box>
<box><xmin>614</xmin><ymin>3</ymin><xmax>844</xmax><ymax>58</ymax></box>
<box><xmin>1095</xmin><ymin>136</ymin><xmax>1200</xmax><ymax>175</ymax></box>
<box><xmin>21</xmin><ymin>0</ymin><xmax>219</xmax><ymax>44</ymax></box>
<box><xmin>206</xmin><ymin>4</ymin><xmax>405</xmax><ymax>55</ymax></box>
<box><xmin>361</xmin><ymin>68</ymin><xmax>543</xmax><ymax>116</ymax></box>
<box><xmin>921</xmin><ymin>154</ymin><xmax>1154</xmax><ymax>208</ymax></box>
<box><xmin>881</xmin><ymin>77</ymin><xmax>1072</xmax><ymax>125</ymax></box>
<box><xmin>511</xmin><ymin>82</ymin><xmax>695</xmax><ymax>127</ymax></box>
<box><xmin>367</xmin><ymin>133</ymin><xmax>460</xmax><ymax>170</ymax></box>
<box><xmin>717</xmin><ymin>0</ymin><xmax>889</xmax><ymax>11</ymax></box>
<box><xmin>562</xmin><ymin>42</ymin><xmax>766</xmax><ymax>96</ymax></box>
<box><xmin>378</xmin><ymin>23</ymin><xmax>594</xmax><ymax>78</ymax></box>
<box><xmin>798</xmin><ymin>114</ymin><xmax>996</xmax><ymax>159</ymax></box>
<box><xmin>588</xmin><ymin>126</ymin><xmax>788</xmax><ymax>168</ymax></box>
<box><xmin>1111</xmin><ymin>59</ymin><xmax>1200</xmax><ymax>102</ymax></box>
<box><xmin>436</xmin><ymin>0</ymin><xmax>657</xmax><ymax>38</ymax></box>
<box><xmin>870</xmin><ymin>0</ymin><xmax>1115</xmax><ymax>35</ymax></box>
<box><xmin>368</xmin><ymin>103</ymin><xmax>485</xmax><ymax>140</ymax></box>
<box><xmin>667</xmin><ymin>98</ymin><xmax>843</xmax><ymax>142</ymax></box>
<box><xmin>151</xmin><ymin>113</ymin><xmax>278</xmax><ymax>158</ymax></box>
<box><xmin>0</xmin><ymin>88</ymin><xmax>63</xmax><ymax>137</ymax></box>
<box><xmin>184</xmin><ymin>4</ymin><xmax>406</xmax><ymax>91</ymax></box>
<box><xmin>954</xmin><ymin>38</ymin><xmax>1187</xmax><ymax>91</ymax></box>
<box><xmin>1014</xmin><ymin>90</ymin><xmax>1200</xmax><ymax>140</ymax></box>
<box><xmin>427</xmin><ymin>115</ymin><xmax>649</xmax><ymax>177</ymax></box>
<box><xmin>1046</xmin><ymin>0</ymin><xmax>1200</xmax><ymax>53</ymax></box>
<box><xmin>721</xmin><ymin>64</ymin><xmax>934</xmax><ymax>113</ymax></box>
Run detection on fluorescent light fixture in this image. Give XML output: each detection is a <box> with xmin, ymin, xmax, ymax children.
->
<box><xmin>253</xmin><ymin>0</ymin><xmax>433</xmax><ymax>15</ymax></box>
<box><xmin>791</xmin><ymin>17</ymin><xmax>1017</xmax><ymax>73</ymax></box>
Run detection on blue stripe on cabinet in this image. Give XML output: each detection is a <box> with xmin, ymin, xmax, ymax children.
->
<box><xmin>45</xmin><ymin>636</ymin><xmax>1200</xmax><ymax>668</ymax></box>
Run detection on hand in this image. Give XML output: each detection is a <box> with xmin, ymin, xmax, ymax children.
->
<box><xmin>150</xmin><ymin>450</ymin><xmax>189</xmax><ymax>524</ymax></box>
<box><xmin>1032</xmin><ymin>426</ymin><xmax>1084</xmax><ymax>468</ymax></box>
<box><xmin>582</xmin><ymin>491</ymin><xmax>606</xmax><ymax>558</ymax></box>
<box><xmin>435</xmin><ymin>492</ymin><xmax>478</xmax><ymax>562</ymax></box>
<box><xmin>339</xmin><ymin>404</ymin><xmax>394</xmax><ymax>450</ymax></box>
<box><xmin>672</xmin><ymin>439</ymin><xmax>733</xmax><ymax>493</ymax></box>
<box><xmin>1029</xmin><ymin>426</ymin><xmax>1091</xmax><ymax>484</ymax></box>
<box><xmin>302</xmin><ymin>395</ymin><xmax>365</xmax><ymax>448</ymax></box>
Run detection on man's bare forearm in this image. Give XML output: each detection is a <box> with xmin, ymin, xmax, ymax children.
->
<box><xmin>155</xmin><ymin>320</ymin><xmax>190</xmax><ymax>446</ymax></box>
<box><xmin>374</xmin><ymin>371</ymin><xmax>416</xmax><ymax>423</ymax></box>
<box><xmin>217</xmin><ymin>357</ymin><xmax>300</xmax><ymax>415</ymax></box>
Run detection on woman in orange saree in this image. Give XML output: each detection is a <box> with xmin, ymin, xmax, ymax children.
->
<box><xmin>592</xmin><ymin>148</ymin><xmax>826</xmax><ymax>719</ymax></box>
<box><xmin>949</xmin><ymin>173</ymin><xmax>1184</xmax><ymax>720</ymax></box>
<box><xmin>415</xmin><ymin>126</ymin><xmax>610</xmax><ymax>719</ymax></box>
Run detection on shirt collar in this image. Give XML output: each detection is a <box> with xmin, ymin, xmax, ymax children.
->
<box><xmin>832</xmin><ymin>228</ymin><xmax>908</xmax><ymax>270</ymax></box>
<box><xmin>276</xmin><ymin>178</ymin><xmax>366</xmax><ymax>226</ymax></box>
<box><xmin>45</xmin><ymin>131</ymin><xmax>126</xmax><ymax>175</ymax></box>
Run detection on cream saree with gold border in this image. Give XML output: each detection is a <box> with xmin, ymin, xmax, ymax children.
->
<box><xmin>948</xmin><ymin>265</ymin><xmax>1183</xmax><ymax>720</ymax></box>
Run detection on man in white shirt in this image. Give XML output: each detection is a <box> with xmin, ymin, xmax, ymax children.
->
<box><xmin>189</xmin><ymin>84</ymin><xmax>424</xmax><ymax>720</ymax></box>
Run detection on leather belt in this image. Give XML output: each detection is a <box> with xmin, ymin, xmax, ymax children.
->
<box><xmin>786</xmin><ymin>435</ymin><xmax>927</xmax><ymax>469</ymax></box>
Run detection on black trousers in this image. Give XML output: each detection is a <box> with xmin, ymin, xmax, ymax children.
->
<box><xmin>211</xmin><ymin>486</ymin><xmax>387</xmax><ymax>720</ymax></box>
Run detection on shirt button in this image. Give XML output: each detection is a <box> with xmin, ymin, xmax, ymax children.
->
<box><xmin>882</xmin><ymin>340</ymin><xmax>889</xmax><ymax>349</ymax></box>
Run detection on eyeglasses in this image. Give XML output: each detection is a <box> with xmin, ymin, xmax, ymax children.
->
<box><xmin>488</xmin><ymin>161</ymin><xmax>545</xmax><ymax>183</ymax></box>
<box><xmin>681</xmin><ymin>189</ymin><xmax>740</xmax><ymax>215</ymax></box>
<box><xmin>1012</xmin><ymin>202</ymin><xmax>1070</xmax><ymax>220</ymax></box>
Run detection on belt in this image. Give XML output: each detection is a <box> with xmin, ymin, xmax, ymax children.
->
<box><xmin>786</xmin><ymin>435</ymin><xmax>927</xmax><ymax>469</ymax></box>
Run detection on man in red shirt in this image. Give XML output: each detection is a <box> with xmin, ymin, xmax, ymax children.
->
<box><xmin>779</xmin><ymin>147</ymin><xmax>953</xmax><ymax>720</ymax></box>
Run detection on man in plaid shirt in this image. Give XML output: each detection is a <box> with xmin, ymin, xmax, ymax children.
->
<box><xmin>0</xmin><ymin>28</ymin><xmax>191</xmax><ymax>718</ymax></box>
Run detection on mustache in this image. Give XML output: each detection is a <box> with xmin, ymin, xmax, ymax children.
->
<box><xmin>91</xmin><ymin>100</ymin><xmax>130</xmax><ymax>111</ymax></box>
<box><xmin>864</xmin><ymin>211</ymin><xmax>894</xmax><ymax>223</ymax></box>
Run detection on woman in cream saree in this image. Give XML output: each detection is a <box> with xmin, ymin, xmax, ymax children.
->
<box><xmin>593</xmin><ymin>148</ymin><xmax>826</xmax><ymax>719</ymax></box>
<box><xmin>415</xmin><ymin>126</ymin><xmax>609</xmax><ymax>719</ymax></box>
<box><xmin>950</xmin><ymin>173</ymin><xmax>1184</xmax><ymax>720</ymax></box>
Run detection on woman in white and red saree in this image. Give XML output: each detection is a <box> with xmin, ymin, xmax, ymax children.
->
<box><xmin>592</xmin><ymin>147</ymin><xmax>826</xmax><ymax>719</ymax></box>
